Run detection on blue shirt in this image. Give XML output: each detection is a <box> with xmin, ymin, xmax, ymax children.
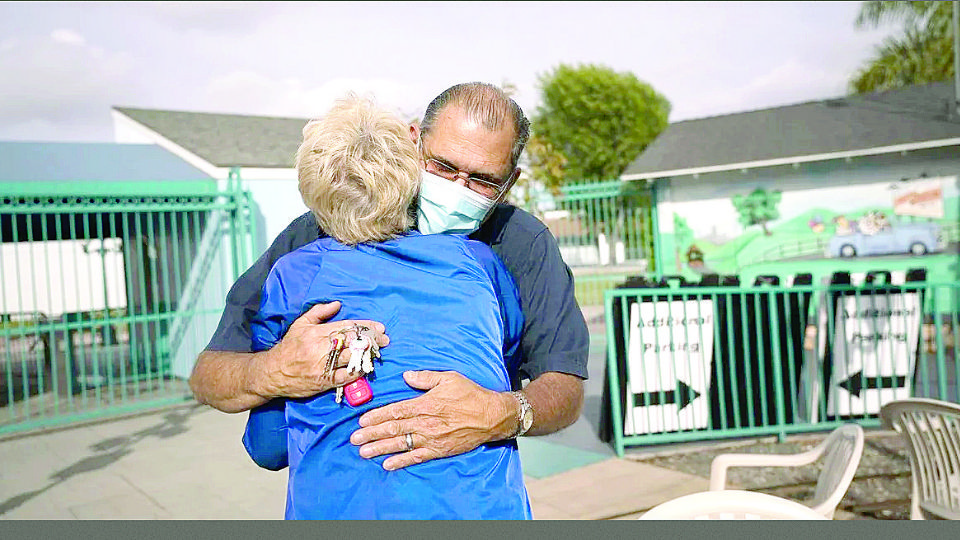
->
<box><xmin>242</xmin><ymin>232</ymin><xmax>531</xmax><ymax>519</ymax></box>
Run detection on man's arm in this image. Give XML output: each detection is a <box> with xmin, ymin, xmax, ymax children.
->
<box><xmin>190</xmin><ymin>302</ymin><xmax>386</xmax><ymax>413</ymax></box>
<box><xmin>523</xmin><ymin>372</ymin><xmax>584</xmax><ymax>435</ymax></box>
<box><xmin>190</xmin><ymin>349</ymin><xmax>272</xmax><ymax>413</ymax></box>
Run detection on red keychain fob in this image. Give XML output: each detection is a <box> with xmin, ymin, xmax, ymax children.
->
<box><xmin>344</xmin><ymin>376</ymin><xmax>373</xmax><ymax>406</ymax></box>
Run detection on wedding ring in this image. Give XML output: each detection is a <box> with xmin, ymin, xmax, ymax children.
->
<box><xmin>404</xmin><ymin>433</ymin><xmax>414</xmax><ymax>451</ymax></box>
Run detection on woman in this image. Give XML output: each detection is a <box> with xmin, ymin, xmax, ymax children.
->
<box><xmin>242</xmin><ymin>95</ymin><xmax>530</xmax><ymax>519</ymax></box>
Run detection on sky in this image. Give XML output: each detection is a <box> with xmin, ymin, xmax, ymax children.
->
<box><xmin>0</xmin><ymin>1</ymin><xmax>900</xmax><ymax>143</ymax></box>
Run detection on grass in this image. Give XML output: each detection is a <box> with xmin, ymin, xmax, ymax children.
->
<box><xmin>575</xmin><ymin>274</ymin><xmax>635</xmax><ymax>307</ymax></box>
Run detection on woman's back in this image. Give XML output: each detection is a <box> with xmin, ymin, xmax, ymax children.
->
<box><xmin>251</xmin><ymin>232</ymin><xmax>529</xmax><ymax>519</ymax></box>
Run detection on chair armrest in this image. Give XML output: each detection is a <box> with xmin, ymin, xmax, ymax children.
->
<box><xmin>920</xmin><ymin>500</ymin><xmax>960</xmax><ymax>520</ymax></box>
<box><xmin>709</xmin><ymin>445</ymin><xmax>826</xmax><ymax>491</ymax></box>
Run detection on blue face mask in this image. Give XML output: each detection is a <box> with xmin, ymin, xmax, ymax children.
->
<box><xmin>417</xmin><ymin>170</ymin><xmax>495</xmax><ymax>235</ymax></box>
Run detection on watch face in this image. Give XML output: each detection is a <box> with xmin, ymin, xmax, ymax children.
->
<box><xmin>520</xmin><ymin>403</ymin><xmax>533</xmax><ymax>430</ymax></box>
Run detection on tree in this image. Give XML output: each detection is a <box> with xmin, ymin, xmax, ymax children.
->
<box><xmin>673</xmin><ymin>212</ymin><xmax>694</xmax><ymax>271</ymax></box>
<box><xmin>850</xmin><ymin>1</ymin><xmax>955</xmax><ymax>93</ymax></box>
<box><xmin>732</xmin><ymin>188</ymin><xmax>782</xmax><ymax>236</ymax></box>
<box><xmin>523</xmin><ymin>133</ymin><xmax>567</xmax><ymax>196</ymax></box>
<box><xmin>498</xmin><ymin>78</ymin><xmax>541</xmax><ymax>208</ymax></box>
<box><xmin>529</xmin><ymin>63</ymin><xmax>670</xmax><ymax>189</ymax></box>
<box><xmin>673</xmin><ymin>212</ymin><xmax>694</xmax><ymax>251</ymax></box>
<box><xmin>513</xmin><ymin>132</ymin><xmax>568</xmax><ymax>212</ymax></box>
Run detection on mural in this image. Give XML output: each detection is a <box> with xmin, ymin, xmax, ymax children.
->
<box><xmin>660</xmin><ymin>176</ymin><xmax>958</xmax><ymax>284</ymax></box>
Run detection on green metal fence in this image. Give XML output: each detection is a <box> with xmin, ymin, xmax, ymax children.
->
<box><xmin>527</xmin><ymin>180</ymin><xmax>656</xmax><ymax>308</ymax></box>
<box><xmin>604</xmin><ymin>279</ymin><xmax>959</xmax><ymax>456</ymax></box>
<box><xmin>0</xmin><ymin>182</ymin><xmax>254</xmax><ymax>435</ymax></box>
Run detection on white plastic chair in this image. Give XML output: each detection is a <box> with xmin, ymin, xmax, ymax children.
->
<box><xmin>639</xmin><ymin>490</ymin><xmax>827</xmax><ymax>520</ymax></box>
<box><xmin>880</xmin><ymin>398</ymin><xmax>960</xmax><ymax>520</ymax></box>
<box><xmin>708</xmin><ymin>424</ymin><xmax>864</xmax><ymax>519</ymax></box>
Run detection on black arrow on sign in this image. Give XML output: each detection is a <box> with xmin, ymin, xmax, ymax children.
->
<box><xmin>838</xmin><ymin>371</ymin><xmax>908</xmax><ymax>398</ymax></box>
<box><xmin>633</xmin><ymin>380</ymin><xmax>701</xmax><ymax>410</ymax></box>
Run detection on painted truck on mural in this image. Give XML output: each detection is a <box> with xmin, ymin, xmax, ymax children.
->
<box><xmin>826</xmin><ymin>210</ymin><xmax>945</xmax><ymax>258</ymax></box>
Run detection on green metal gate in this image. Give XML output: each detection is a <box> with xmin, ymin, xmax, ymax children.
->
<box><xmin>0</xmin><ymin>181</ymin><xmax>255</xmax><ymax>435</ymax></box>
<box><xmin>604</xmin><ymin>280</ymin><xmax>960</xmax><ymax>456</ymax></box>
<box><xmin>527</xmin><ymin>180</ymin><xmax>656</xmax><ymax>309</ymax></box>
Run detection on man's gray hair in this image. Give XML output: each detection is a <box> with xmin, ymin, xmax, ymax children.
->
<box><xmin>420</xmin><ymin>82</ymin><xmax>531</xmax><ymax>172</ymax></box>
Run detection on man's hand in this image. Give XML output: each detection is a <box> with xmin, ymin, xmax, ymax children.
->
<box><xmin>350</xmin><ymin>371</ymin><xmax>517</xmax><ymax>471</ymax></box>
<box><xmin>189</xmin><ymin>301</ymin><xmax>389</xmax><ymax>412</ymax></box>
<box><xmin>251</xmin><ymin>302</ymin><xmax>390</xmax><ymax>400</ymax></box>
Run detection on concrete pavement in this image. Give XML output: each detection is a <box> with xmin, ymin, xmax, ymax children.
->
<box><xmin>0</xmin><ymin>402</ymin><xmax>706</xmax><ymax>520</ymax></box>
<box><xmin>0</xmin><ymin>326</ymin><xmax>712</xmax><ymax>520</ymax></box>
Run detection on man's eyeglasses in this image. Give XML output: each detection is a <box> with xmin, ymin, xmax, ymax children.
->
<box><xmin>418</xmin><ymin>137</ymin><xmax>508</xmax><ymax>200</ymax></box>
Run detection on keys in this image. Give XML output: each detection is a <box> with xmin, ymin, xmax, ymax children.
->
<box><xmin>359</xmin><ymin>326</ymin><xmax>381</xmax><ymax>364</ymax></box>
<box><xmin>347</xmin><ymin>334</ymin><xmax>371</xmax><ymax>375</ymax></box>
<box><xmin>330</xmin><ymin>324</ymin><xmax>379</xmax><ymax>406</ymax></box>
<box><xmin>324</xmin><ymin>333</ymin><xmax>347</xmax><ymax>381</ymax></box>
<box><xmin>326</xmin><ymin>330</ymin><xmax>349</xmax><ymax>403</ymax></box>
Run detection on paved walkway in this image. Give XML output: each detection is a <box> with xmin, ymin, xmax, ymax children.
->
<box><xmin>0</xmin><ymin>402</ymin><xmax>706</xmax><ymax>520</ymax></box>
<box><xmin>1</xmin><ymin>325</ymin><xmax>910</xmax><ymax>520</ymax></box>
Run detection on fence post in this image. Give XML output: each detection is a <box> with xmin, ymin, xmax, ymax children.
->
<box><xmin>604</xmin><ymin>289</ymin><xmax>626</xmax><ymax>457</ymax></box>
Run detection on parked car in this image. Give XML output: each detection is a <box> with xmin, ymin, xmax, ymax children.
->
<box><xmin>827</xmin><ymin>221</ymin><xmax>944</xmax><ymax>258</ymax></box>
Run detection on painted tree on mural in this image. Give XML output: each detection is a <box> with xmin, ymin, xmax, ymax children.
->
<box><xmin>732</xmin><ymin>188</ymin><xmax>782</xmax><ymax>236</ymax></box>
<box><xmin>673</xmin><ymin>213</ymin><xmax>695</xmax><ymax>271</ymax></box>
<box><xmin>673</xmin><ymin>213</ymin><xmax>694</xmax><ymax>249</ymax></box>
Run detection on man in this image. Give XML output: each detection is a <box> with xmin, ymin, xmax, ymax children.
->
<box><xmin>189</xmin><ymin>82</ymin><xmax>588</xmax><ymax>471</ymax></box>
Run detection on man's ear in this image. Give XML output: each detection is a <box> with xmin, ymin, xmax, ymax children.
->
<box><xmin>495</xmin><ymin>168</ymin><xmax>522</xmax><ymax>200</ymax></box>
<box><xmin>409</xmin><ymin>123</ymin><xmax>420</xmax><ymax>144</ymax></box>
<box><xmin>502</xmin><ymin>168</ymin><xmax>521</xmax><ymax>191</ymax></box>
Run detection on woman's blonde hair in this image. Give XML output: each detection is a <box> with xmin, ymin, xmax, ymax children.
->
<box><xmin>296</xmin><ymin>95</ymin><xmax>420</xmax><ymax>245</ymax></box>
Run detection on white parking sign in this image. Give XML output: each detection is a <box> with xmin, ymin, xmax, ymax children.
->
<box><xmin>624</xmin><ymin>299</ymin><xmax>714</xmax><ymax>434</ymax></box>
<box><xmin>826</xmin><ymin>292</ymin><xmax>921</xmax><ymax>416</ymax></box>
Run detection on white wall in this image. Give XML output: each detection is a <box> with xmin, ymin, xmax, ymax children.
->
<box><xmin>0</xmin><ymin>239</ymin><xmax>127</xmax><ymax>316</ymax></box>
<box><xmin>231</xmin><ymin>168</ymin><xmax>306</xmax><ymax>256</ymax></box>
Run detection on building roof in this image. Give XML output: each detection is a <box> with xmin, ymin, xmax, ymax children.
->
<box><xmin>114</xmin><ymin>107</ymin><xmax>309</xmax><ymax>168</ymax></box>
<box><xmin>0</xmin><ymin>142</ymin><xmax>214</xmax><ymax>183</ymax></box>
<box><xmin>622</xmin><ymin>81</ymin><xmax>960</xmax><ymax>180</ymax></box>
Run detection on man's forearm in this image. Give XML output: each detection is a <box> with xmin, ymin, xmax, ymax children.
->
<box><xmin>517</xmin><ymin>371</ymin><xmax>584</xmax><ymax>437</ymax></box>
<box><xmin>189</xmin><ymin>349</ymin><xmax>272</xmax><ymax>413</ymax></box>
<box><xmin>190</xmin><ymin>307</ymin><xmax>387</xmax><ymax>414</ymax></box>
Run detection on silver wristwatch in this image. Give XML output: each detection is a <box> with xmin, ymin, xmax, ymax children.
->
<box><xmin>511</xmin><ymin>391</ymin><xmax>533</xmax><ymax>438</ymax></box>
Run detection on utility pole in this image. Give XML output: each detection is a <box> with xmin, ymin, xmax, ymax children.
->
<box><xmin>83</xmin><ymin>239</ymin><xmax>121</xmax><ymax>344</ymax></box>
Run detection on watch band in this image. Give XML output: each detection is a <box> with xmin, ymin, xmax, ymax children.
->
<box><xmin>511</xmin><ymin>390</ymin><xmax>533</xmax><ymax>438</ymax></box>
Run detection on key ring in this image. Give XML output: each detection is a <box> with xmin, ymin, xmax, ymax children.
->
<box><xmin>328</xmin><ymin>328</ymin><xmax>348</xmax><ymax>340</ymax></box>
